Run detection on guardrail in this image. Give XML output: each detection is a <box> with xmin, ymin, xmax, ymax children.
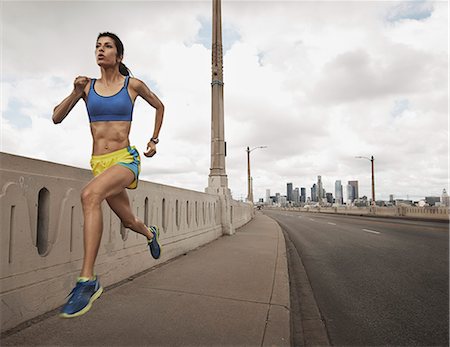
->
<box><xmin>0</xmin><ymin>152</ymin><xmax>252</xmax><ymax>332</ymax></box>
<box><xmin>268</xmin><ymin>205</ymin><xmax>449</xmax><ymax>221</ymax></box>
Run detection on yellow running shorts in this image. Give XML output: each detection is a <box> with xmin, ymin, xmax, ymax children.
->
<box><xmin>90</xmin><ymin>146</ymin><xmax>141</xmax><ymax>189</ymax></box>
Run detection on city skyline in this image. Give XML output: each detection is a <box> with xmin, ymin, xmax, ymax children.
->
<box><xmin>2</xmin><ymin>1</ymin><xmax>448</xmax><ymax>202</ymax></box>
<box><xmin>263</xmin><ymin>175</ymin><xmax>446</xmax><ymax>204</ymax></box>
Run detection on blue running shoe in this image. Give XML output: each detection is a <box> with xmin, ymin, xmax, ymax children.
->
<box><xmin>60</xmin><ymin>276</ymin><xmax>103</xmax><ymax>318</ymax></box>
<box><xmin>148</xmin><ymin>226</ymin><xmax>161</xmax><ymax>259</ymax></box>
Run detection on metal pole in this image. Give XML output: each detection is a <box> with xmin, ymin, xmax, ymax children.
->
<box><xmin>246</xmin><ymin>146</ymin><xmax>267</xmax><ymax>203</ymax></box>
<box><xmin>208</xmin><ymin>0</ymin><xmax>228</xmax><ymax>190</ymax></box>
<box><xmin>247</xmin><ymin>146</ymin><xmax>251</xmax><ymax>202</ymax></box>
<box><xmin>355</xmin><ymin>155</ymin><xmax>376</xmax><ymax>206</ymax></box>
<box><xmin>371</xmin><ymin>156</ymin><xmax>375</xmax><ymax>205</ymax></box>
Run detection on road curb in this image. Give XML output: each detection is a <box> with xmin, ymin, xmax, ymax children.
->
<box><xmin>277</xmin><ymin>209</ymin><xmax>450</xmax><ymax>224</ymax></box>
<box><xmin>273</xmin><ymin>217</ymin><xmax>331</xmax><ymax>346</ymax></box>
<box><xmin>258</xmin><ymin>213</ymin><xmax>292</xmax><ymax>347</ymax></box>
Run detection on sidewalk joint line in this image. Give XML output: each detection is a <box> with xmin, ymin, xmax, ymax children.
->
<box><xmin>141</xmin><ymin>286</ymin><xmax>271</xmax><ymax>306</ymax></box>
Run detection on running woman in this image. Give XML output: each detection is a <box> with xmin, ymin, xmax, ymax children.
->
<box><xmin>52</xmin><ymin>32</ymin><xmax>164</xmax><ymax>318</ymax></box>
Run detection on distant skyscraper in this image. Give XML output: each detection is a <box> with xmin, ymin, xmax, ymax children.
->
<box><xmin>317</xmin><ymin>176</ymin><xmax>323</xmax><ymax>202</ymax></box>
<box><xmin>300</xmin><ymin>187</ymin><xmax>306</xmax><ymax>203</ymax></box>
<box><xmin>265</xmin><ymin>189</ymin><xmax>271</xmax><ymax>205</ymax></box>
<box><xmin>275</xmin><ymin>192</ymin><xmax>281</xmax><ymax>204</ymax></box>
<box><xmin>287</xmin><ymin>183</ymin><xmax>293</xmax><ymax>202</ymax></box>
<box><xmin>389</xmin><ymin>194</ymin><xmax>394</xmax><ymax>203</ymax></box>
<box><xmin>311</xmin><ymin>183</ymin><xmax>317</xmax><ymax>202</ymax></box>
<box><xmin>326</xmin><ymin>193</ymin><xmax>333</xmax><ymax>204</ymax></box>
<box><xmin>293</xmin><ymin>188</ymin><xmax>300</xmax><ymax>204</ymax></box>
<box><xmin>335</xmin><ymin>180</ymin><xmax>343</xmax><ymax>205</ymax></box>
<box><xmin>347</xmin><ymin>184</ymin><xmax>353</xmax><ymax>203</ymax></box>
<box><xmin>442</xmin><ymin>189</ymin><xmax>449</xmax><ymax>207</ymax></box>
<box><xmin>348</xmin><ymin>180</ymin><xmax>359</xmax><ymax>202</ymax></box>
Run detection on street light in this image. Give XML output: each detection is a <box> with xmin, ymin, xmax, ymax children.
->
<box><xmin>355</xmin><ymin>155</ymin><xmax>375</xmax><ymax>205</ymax></box>
<box><xmin>246</xmin><ymin>146</ymin><xmax>267</xmax><ymax>203</ymax></box>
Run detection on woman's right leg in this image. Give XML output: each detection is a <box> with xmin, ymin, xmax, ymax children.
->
<box><xmin>106</xmin><ymin>188</ymin><xmax>162</xmax><ymax>260</ymax></box>
<box><xmin>105</xmin><ymin>189</ymin><xmax>153</xmax><ymax>240</ymax></box>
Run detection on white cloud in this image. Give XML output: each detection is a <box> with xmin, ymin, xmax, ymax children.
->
<box><xmin>1</xmin><ymin>0</ymin><xmax>448</xmax><ymax>203</ymax></box>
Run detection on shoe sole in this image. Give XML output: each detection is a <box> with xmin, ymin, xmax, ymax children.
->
<box><xmin>59</xmin><ymin>286</ymin><xmax>104</xmax><ymax>319</ymax></box>
<box><xmin>149</xmin><ymin>226</ymin><xmax>162</xmax><ymax>259</ymax></box>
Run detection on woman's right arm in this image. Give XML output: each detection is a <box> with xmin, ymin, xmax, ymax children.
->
<box><xmin>52</xmin><ymin>76</ymin><xmax>90</xmax><ymax>124</ymax></box>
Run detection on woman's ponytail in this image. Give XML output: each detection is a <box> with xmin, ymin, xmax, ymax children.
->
<box><xmin>119</xmin><ymin>62</ymin><xmax>130</xmax><ymax>76</ymax></box>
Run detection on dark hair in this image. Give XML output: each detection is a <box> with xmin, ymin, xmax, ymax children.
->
<box><xmin>97</xmin><ymin>32</ymin><xmax>132</xmax><ymax>76</ymax></box>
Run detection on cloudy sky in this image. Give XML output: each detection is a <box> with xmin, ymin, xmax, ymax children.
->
<box><xmin>1</xmin><ymin>0</ymin><xmax>448</xmax><ymax>202</ymax></box>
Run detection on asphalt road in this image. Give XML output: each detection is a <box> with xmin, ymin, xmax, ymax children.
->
<box><xmin>263</xmin><ymin>210</ymin><xmax>449</xmax><ymax>346</ymax></box>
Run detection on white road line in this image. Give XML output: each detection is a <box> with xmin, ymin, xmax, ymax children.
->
<box><xmin>363</xmin><ymin>228</ymin><xmax>380</xmax><ymax>235</ymax></box>
<box><xmin>309</xmin><ymin>218</ymin><xmax>315</xmax><ymax>221</ymax></box>
<box><xmin>328</xmin><ymin>222</ymin><xmax>337</xmax><ymax>225</ymax></box>
<box><xmin>298</xmin><ymin>216</ymin><xmax>302</xmax><ymax>218</ymax></box>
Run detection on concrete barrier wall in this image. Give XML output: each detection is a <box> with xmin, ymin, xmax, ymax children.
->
<box><xmin>0</xmin><ymin>152</ymin><xmax>252</xmax><ymax>332</ymax></box>
<box><xmin>231</xmin><ymin>200</ymin><xmax>254</xmax><ymax>229</ymax></box>
<box><xmin>275</xmin><ymin>205</ymin><xmax>449</xmax><ymax>221</ymax></box>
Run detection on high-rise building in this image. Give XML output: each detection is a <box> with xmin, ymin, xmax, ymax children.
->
<box><xmin>335</xmin><ymin>180</ymin><xmax>343</xmax><ymax>204</ymax></box>
<box><xmin>442</xmin><ymin>189</ymin><xmax>449</xmax><ymax>207</ymax></box>
<box><xmin>389</xmin><ymin>194</ymin><xmax>394</xmax><ymax>203</ymax></box>
<box><xmin>275</xmin><ymin>192</ymin><xmax>281</xmax><ymax>204</ymax></box>
<box><xmin>300</xmin><ymin>187</ymin><xmax>306</xmax><ymax>203</ymax></box>
<box><xmin>348</xmin><ymin>180</ymin><xmax>359</xmax><ymax>202</ymax></box>
<box><xmin>311</xmin><ymin>184</ymin><xmax>317</xmax><ymax>202</ymax></box>
<box><xmin>293</xmin><ymin>188</ymin><xmax>300</xmax><ymax>204</ymax></box>
<box><xmin>287</xmin><ymin>183</ymin><xmax>293</xmax><ymax>202</ymax></box>
<box><xmin>326</xmin><ymin>193</ymin><xmax>333</xmax><ymax>204</ymax></box>
<box><xmin>265</xmin><ymin>189</ymin><xmax>271</xmax><ymax>205</ymax></box>
<box><xmin>317</xmin><ymin>176</ymin><xmax>323</xmax><ymax>202</ymax></box>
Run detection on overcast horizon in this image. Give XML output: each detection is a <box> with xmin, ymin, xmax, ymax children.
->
<box><xmin>1</xmin><ymin>0</ymin><xmax>448</xmax><ymax>202</ymax></box>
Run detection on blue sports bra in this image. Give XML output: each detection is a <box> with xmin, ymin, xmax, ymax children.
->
<box><xmin>86</xmin><ymin>76</ymin><xmax>134</xmax><ymax>123</ymax></box>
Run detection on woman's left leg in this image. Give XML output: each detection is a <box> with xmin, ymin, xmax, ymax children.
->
<box><xmin>79</xmin><ymin>165</ymin><xmax>136</xmax><ymax>278</ymax></box>
<box><xmin>60</xmin><ymin>165</ymin><xmax>135</xmax><ymax>318</ymax></box>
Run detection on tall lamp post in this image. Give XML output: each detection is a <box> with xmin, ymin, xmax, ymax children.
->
<box><xmin>247</xmin><ymin>146</ymin><xmax>267</xmax><ymax>203</ymax></box>
<box><xmin>355</xmin><ymin>155</ymin><xmax>375</xmax><ymax>205</ymax></box>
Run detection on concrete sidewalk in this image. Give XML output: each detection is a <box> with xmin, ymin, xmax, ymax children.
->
<box><xmin>2</xmin><ymin>212</ymin><xmax>290</xmax><ymax>346</ymax></box>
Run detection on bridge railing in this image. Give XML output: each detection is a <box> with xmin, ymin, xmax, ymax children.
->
<box><xmin>270</xmin><ymin>205</ymin><xmax>449</xmax><ymax>221</ymax></box>
<box><xmin>0</xmin><ymin>152</ymin><xmax>252</xmax><ymax>332</ymax></box>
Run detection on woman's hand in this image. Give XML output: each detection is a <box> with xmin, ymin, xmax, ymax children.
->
<box><xmin>144</xmin><ymin>141</ymin><xmax>157</xmax><ymax>157</ymax></box>
<box><xmin>53</xmin><ymin>76</ymin><xmax>90</xmax><ymax>124</ymax></box>
<box><xmin>73</xmin><ymin>76</ymin><xmax>90</xmax><ymax>96</ymax></box>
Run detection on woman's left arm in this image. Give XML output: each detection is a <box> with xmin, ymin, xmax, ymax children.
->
<box><xmin>132</xmin><ymin>78</ymin><xmax>165</xmax><ymax>157</ymax></box>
